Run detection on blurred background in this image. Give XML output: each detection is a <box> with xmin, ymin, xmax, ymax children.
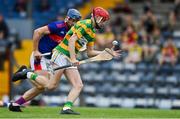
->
<box><xmin>0</xmin><ymin>0</ymin><xmax>180</xmax><ymax>109</ymax></box>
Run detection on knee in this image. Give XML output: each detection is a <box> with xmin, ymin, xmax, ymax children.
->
<box><xmin>74</xmin><ymin>83</ymin><xmax>84</xmax><ymax>91</ymax></box>
<box><xmin>47</xmin><ymin>84</ymin><xmax>57</xmax><ymax>91</ymax></box>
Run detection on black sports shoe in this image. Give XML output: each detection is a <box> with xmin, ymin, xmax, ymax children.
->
<box><xmin>60</xmin><ymin>109</ymin><xmax>80</xmax><ymax>115</ymax></box>
<box><xmin>8</xmin><ymin>102</ymin><xmax>22</xmax><ymax>112</ymax></box>
<box><xmin>12</xmin><ymin>65</ymin><xmax>30</xmax><ymax>82</ymax></box>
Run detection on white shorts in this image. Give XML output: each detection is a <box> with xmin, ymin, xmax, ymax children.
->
<box><xmin>51</xmin><ymin>50</ymin><xmax>77</xmax><ymax>69</ymax></box>
<box><xmin>30</xmin><ymin>52</ymin><xmax>52</xmax><ymax>71</ymax></box>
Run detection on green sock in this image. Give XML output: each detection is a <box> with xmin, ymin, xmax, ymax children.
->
<box><xmin>64</xmin><ymin>101</ymin><xmax>73</xmax><ymax>108</ymax></box>
<box><xmin>30</xmin><ymin>73</ymin><xmax>38</xmax><ymax>80</ymax></box>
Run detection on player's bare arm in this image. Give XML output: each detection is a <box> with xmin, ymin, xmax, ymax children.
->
<box><xmin>87</xmin><ymin>45</ymin><xmax>103</xmax><ymax>57</ymax></box>
<box><xmin>33</xmin><ymin>26</ymin><xmax>51</xmax><ymax>59</ymax></box>
<box><xmin>87</xmin><ymin>45</ymin><xmax>121</xmax><ymax>58</ymax></box>
<box><xmin>68</xmin><ymin>33</ymin><xmax>79</xmax><ymax>63</ymax></box>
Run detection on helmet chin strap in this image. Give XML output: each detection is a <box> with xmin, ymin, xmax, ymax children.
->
<box><xmin>93</xmin><ymin>9</ymin><xmax>101</xmax><ymax>29</ymax></box>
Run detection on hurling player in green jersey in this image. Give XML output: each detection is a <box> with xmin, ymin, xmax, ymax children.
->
<box><xmin>12</xmin><ymin>7</ymin><xmax>121</xmax><ymax>115</ymax></box>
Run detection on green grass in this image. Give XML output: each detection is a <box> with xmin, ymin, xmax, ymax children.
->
<box><xmin>0</xmin><ymin>106</ymin><xmax>180</xmax><ymax>119</ymax></box>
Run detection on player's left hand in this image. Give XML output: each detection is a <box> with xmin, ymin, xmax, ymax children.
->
<box><xmin>111</xmin><ymin>49</ymin><xmax>122</xmax><ymax>58</ymax></box>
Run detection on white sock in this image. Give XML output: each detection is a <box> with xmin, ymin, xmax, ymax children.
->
<box><xmin>27</xmin><ymin>72</ymin><xmax>34</xmax><ymax>79</ymax></box>
<box><xmin>63</xmin><ymin>107</ymin><xmax>71</xmax><ymax>110</ymax></box>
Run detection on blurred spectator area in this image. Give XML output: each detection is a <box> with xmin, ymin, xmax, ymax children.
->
<box><xmin>0</xmin><ymin>0</ymin><xmax>88</xmax><ymax>28</ymax></box>
<box><xmin>0</xmin><ymin>0</ymin><xmax>179</xmax><ymax>29</ymax></box>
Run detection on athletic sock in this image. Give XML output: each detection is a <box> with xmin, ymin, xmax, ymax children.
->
<box><xmin>63</xmin><ymin>101</ymin><xmax>73</xmax><ymax>110</ymax></box>
<box><xmin>2</xmin><ymin>102</ymin><xmax>8</xmax><ymax>107</ymax></box>
<box><xmin>27</xmin><ymin>72</ymin><xmax>38</xmax><ymax>81</ymax></box>
<box><xmin>15</xmin><ymin>97</ymin><xmax>26</xmax><ymax>105</ymax></box>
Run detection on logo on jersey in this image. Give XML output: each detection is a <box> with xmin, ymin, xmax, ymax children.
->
<box><xmin>79</xmin><ymin>37</ymin><xmax>88</xmax><ymax>46</ymax></box>
<box><xmin>60</xmin><ymin>31</ymin><xmax>65</xmax><ymax>35</ymax></box>
<box><xmin>79</xmin><ymin>37</ymin><xmax>88</xmax><ymax>51</ymax></box>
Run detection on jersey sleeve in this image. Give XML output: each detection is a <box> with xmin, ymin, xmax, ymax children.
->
<box><xmin>73</xmin><ymin>25</ymin><xmax>85</xmax><ymax>39</ymax></box>
<box><xmin>72</xmin><ymin>22</ymin><xmax>85</xmax><ymax>39</ymax></box>
<box><xmin>85</xmin><ymin>31</ymin><xmax>95</xmax><ymax>47</ymax></box>
<box><xmin>73</xmin><ymin>21</ymin><xmax>95</xmax><ymax>47</ymax></box>
<box><xmin>87</xmin><ymin>41</ymin><xmax>94</xmax><ymax>47</ymax></box>
<box><xmin>48</xmin><ymin>22</ymin><xmax>59</xmax><ymax>33</ymax></box>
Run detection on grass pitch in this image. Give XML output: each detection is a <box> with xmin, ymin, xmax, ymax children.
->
<box><xmin>0</xmin><ymin>106</ymin><xmax>180</xmax><ymax>119</ymax></box>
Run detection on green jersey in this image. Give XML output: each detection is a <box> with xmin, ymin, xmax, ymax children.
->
<box><xmin>55</xmin><ymin>19</ymin><xmax>96</xmax><ymax>57</ymax></box>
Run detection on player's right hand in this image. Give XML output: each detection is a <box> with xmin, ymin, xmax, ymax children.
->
<box><xmin>71</xmin><ymin>59</ymin><xmax>80</xmax><ymax>66</ymax></box>
<box><xmin>33</xmin><ymin>50</ymin><xmax>42</xmax><ymax>60</ymax></box>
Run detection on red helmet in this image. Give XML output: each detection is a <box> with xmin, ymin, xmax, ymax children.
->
<box><xmin>93</xmin><ymin>7</ymin><xmax>110</xmax><ymax>21</ymax></box>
